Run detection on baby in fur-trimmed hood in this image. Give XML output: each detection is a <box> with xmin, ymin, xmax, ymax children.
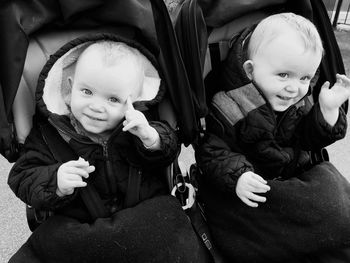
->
<box><xmin>43</xmin><ymin>39</ymin><xmax>160</xmax><ymax>114</ymax></box>
<box><xmin>41</xmin><ymin>38</ymin><xmax>163</xmax><ymax>145</ymax></box>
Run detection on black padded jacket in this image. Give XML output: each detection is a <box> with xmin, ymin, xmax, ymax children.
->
<box><xmin>196</xmin><ymin>28</ymin><xmax>347</xmax><ymax>196</ymax></box>
<box><xmin>8</xmin><ymin>35</ymin><xmax>179</xmax><ymax>222</ymax></box>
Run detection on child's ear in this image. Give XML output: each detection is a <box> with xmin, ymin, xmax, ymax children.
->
<box><xmin>68</xmin><ymin>76</ymin><xmax>73</xmax><ymax>89</ymax></box>
<box><xmin>243</xmin><ymin>60</ymin><xmax>254</xmax><ymax>80</ymax></box>
<box><xmin>63</xmin><ymin>76</ymin><xmax>73</xmax><ymax>105</ymax></box>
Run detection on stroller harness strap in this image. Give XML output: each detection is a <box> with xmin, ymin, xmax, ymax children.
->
<box><xmin>187</xmin><ymin>202</ymin><xmax>226</xmax><ymax>263</ymax></box>
<box><xmin>124</xmin><ymin>166</ymin><xmax>141</xmax><ymax>208</ymax></box>
<box><xmin>174</xmin><ymin>161</ymin><xmax>226</xmax><ymax>263</ymax></box>
<box><xmin>0</xmin><ymin>87</ymin><xmax>18</xmax><ymax>162</ymax></box>
<box><xmin>39</xmin><ymin>123</ymin><xmax>109</xmax><ymax>220</ymax></box>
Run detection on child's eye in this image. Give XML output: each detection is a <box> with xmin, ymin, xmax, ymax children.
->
<box><xmin>278</xmin><ymin>73</ymin><xmax>288</xmax><ymax>79</ymax></box>
<box><xmin>82</xmin><ymin>89</ymin><xmax>92</xmax><ymax>95</ymax></box>
<box><xmin>301</xmin><ymin>76</ymin><xmax>311</xmax><ymax>81</ymax></box>
<box><xmin>109</xmin><ymin>97</ymin><xmax>120</xmax><ymax>103</ymax></box>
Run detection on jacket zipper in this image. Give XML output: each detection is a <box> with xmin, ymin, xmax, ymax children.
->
<box><xmin>49</xmin><ymin>119</ymin><xmax>116</xmax><ymax>193</ymax></box>
<box><xmin>101</xmin><ymin>141</ymin><xmax>116</xmax><ymax>194</ymax></box>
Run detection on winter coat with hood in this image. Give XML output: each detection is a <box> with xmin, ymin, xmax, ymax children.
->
<box><xmin>8</xmin><ymin>34</ymin><xmax>179</xmax><ymax>222</ymax></box>
<box><xmin>196</xmin><ymin>27</ymin><xmax>347</xmax><ymax>196</ymax></box>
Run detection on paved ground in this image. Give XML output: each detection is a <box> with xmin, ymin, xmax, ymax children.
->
<box><xmin>0</xmin><ymin>28</ymin><xmax>349</xmax><ymax>263</ymax></box>
<box><xmin>326</xmin><ymin>28</ymin><xmax>350</xmax><ymax>180</ymax></box>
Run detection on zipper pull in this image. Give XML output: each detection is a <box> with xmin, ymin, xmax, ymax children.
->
<box><xmin>102</xmin><ymin>141</ymin><xmax>108</xmax><ymax>158</ymax></box>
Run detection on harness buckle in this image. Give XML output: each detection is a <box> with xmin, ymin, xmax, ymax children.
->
<box><xmin>171</xmin><ymin>182</ymin><xmax>196</xmax><ymax>210</ymax></box>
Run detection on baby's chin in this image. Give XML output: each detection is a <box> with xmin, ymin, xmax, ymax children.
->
<box><xmin>82</xmin><ymin>123</ymin><xmax>111</xmax><ymax>136</ymax></box>
<box><xmin>271</xmin><ymin>99</ymin><xmax>298</xmax><ymax>112</ymax></box>
<box><xmin>271</xmin><ymin>104</ymin><xmax>292</xmax><ymax>112</ymax></box>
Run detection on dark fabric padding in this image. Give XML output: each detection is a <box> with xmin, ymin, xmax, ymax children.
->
<box><xmin>9</xmin><ymin>195</ymin><xmax>210</xmax><ymax>263</ymax></box>
<box><xmin>200</xmin><ymin>162</ymin><xmax>350</xmax><ymax>263</ymax></box>
<box><xmin>198</xmin><ymin>0</ymin><xmax>288</xmax><ymax>27</ymax></box>
<box><xmin>8</xmin><ymin>242</ymin><xmax>42</xmax><ymax>263</ymax></box>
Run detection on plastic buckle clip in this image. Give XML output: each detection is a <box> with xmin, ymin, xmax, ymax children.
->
<box><xmin>171</xmin><ymin>182</ymin><xmax>195</xmax><ymax>210</ymax></box>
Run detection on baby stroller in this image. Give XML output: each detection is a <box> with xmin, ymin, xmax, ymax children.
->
<box><xmin>174</xmin><ymin>0</ymin><xmax>350</xmax><ymax>262</ymax></box>
<box><xmin>0</xmin><ymin>0</ymin><xmax>198</xmax><ymax>161</ymax></box>
<box><xmin>175</xmin><ymin>0</ymin><xmax>347</xmax><ymax>144</ymax></box>
<box><xmin>0</xmin><ymin>0</ymin><xmax>213</xmax><ymax>262</ymax></box>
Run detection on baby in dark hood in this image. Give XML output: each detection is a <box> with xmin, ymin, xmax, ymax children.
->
<box><xmin>8</xmin><ymin>38</ymin><xmax>194</xmax><ymax>263</ymax></box>
<box><xmin>56</xmin><ymin>41</ymin><xmax>164</xmax><ymax>197</ymax></box>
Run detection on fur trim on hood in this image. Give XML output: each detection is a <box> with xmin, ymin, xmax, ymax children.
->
<box><xmin>36</xmin><ymin>33</ymin><xmax>163</xmax><ymax>118</ymax></box>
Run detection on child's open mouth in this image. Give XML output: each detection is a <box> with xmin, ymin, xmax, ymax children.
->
<box><xmin>85</xmin><ymin>114</ymin><xmax>105</xmax><ymax>121</ymax></box>
<box><xmin>277</xmin><ymin>95</ymin><xmax>294</xmax><ymax>101</ymax></box>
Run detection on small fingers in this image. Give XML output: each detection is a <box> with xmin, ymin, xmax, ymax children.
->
<box><xmin>247</xmin><ymin>184</ymin><xmax>270</xmax><ymax>194</ymax></box>
<box><xmin>248</xmin><ymin>173</ymin><xmax>270</xmax><ymax>192</ymax></box>
<box><xmin>123</xmin><ymin>111</ymin><xmax>147</xmax><ymax>132</ymax></box>
<box><xmin>251</xmin><ymin>173</ymin><xmax>268</xmax><ymax>184</ymax></box>
<box><xmin>122</xmin><ymin>120</ymin><xmax>137</xmax><ymax>132</ymax></box>
<box><xmin>239</xmin><ymin>192</ymin><xmax>267</xmax><ymax>208</ymax></box>
<box><xmin>249</xmin><ymin>180</ymin><xmax>270</xmax><ymax>192</ymax></box>
<box><xmin>336</xmin><ymin>73</ymin><xmax>347</xmax><ymax>81</ymax></box>
<box><xmin>246</xmin><ymin>192</ymin><xmax>267</xmax><ymax>203</ymax></box>
<box><xmin>321</xmin><ymin>81</ymin><xmax>330</xmax><ymax>90</ymax></box>
<box><xmin>64</xmin><ymin>157</ymin><xmax>90</xmax><ymax>168</ymax></box>
<box><xmin>57</xmin><ymin>174</ymin><xmax>87</xmax><ymax>194</ymax></box>
<box><xmin>336</xmin><ymin>74</ymin><xmax>350</xmax><ymax>87</ymax></box>
<box><xmin>240</xmin><ymin>197</ymin><xmax>259</xmax><ymax>208</ymax></box>
<box><xmin>86</xmin><ymin>165</ymin><xmax>95</xmax><ymax>174</ymax></box>
<box><xmin>126</xmin><ymin>96</ymin><xmax>135</xmax><ymax>110</ymax></box>
<box><xmin>65</xmin><ymin>167</ymin><xmax>90</xmax><ymax>179</ymax></box>
<box><xmin>65</xmin><ymin>174</ymin><xmax>87</xmax><ymax>188</ymax></box>
<box><xmin>68</xmin><ymin>180</ymin><xmax>87</xmax><ymax>189</ymax></box>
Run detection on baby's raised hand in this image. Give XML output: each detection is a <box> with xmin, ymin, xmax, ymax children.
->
<box><xmin>56</xmin><ymin>157</ymin><xmax>95</xmax><ymax>197</ymax></box>
<box><xmin>123</xmin><ymin>97</ymin><xmax>160</xmax><ymax>149</ymax></box>
<box><xmin>236</xmin><ymin>171</ymin><xmax>270</xmax><ymax>207</ymax></box>
<box><xmin>319</xmin><ymin>74</ymin><xmax>350</xmax><ymax>125</ymax></box>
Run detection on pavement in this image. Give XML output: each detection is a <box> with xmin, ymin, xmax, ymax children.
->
<box><xmin>0</xmin><ymin>28</ymin><xmax>349</xmax><ymax>263</ymax></box>
<box><xmin>325</xmin><ymin>28</ymin><xmax>350</xmax><ymax>181</ymax></box>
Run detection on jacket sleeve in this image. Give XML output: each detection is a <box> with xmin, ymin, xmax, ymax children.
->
<box><xmin>8</xmin><ymin>125</ymin><xmax>76</xmax><ymax>210</ymax></box>
<box><xmin>195</xmin><ymin>133</ymin><xmax>254</xmax><ymax>196</ymax></box>
<box><xmin>296</xmin><ymin>103</ymin><xmax>347</xmax><ymax>150</ymax></box>
<box><xmin>133</xmin><ymin>120</ymin><xmax>179</xmax><ymax>167</ymax></box>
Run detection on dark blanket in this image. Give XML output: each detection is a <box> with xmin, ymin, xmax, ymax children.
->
<box><xmin>9</xmin><ymin>195</ymin><xmax>210</xmax><ymax>263</ymax></box>
<box><xmin>200</xmin><ymin>162</ymin><xmax>350</xmax><ymax>263</ymax></box>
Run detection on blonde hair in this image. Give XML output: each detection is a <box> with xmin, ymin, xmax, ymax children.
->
<box><xmin>247</xmin><ymin>12</ymin><xmax>323</xmax><ymax>59</ymax></box>
<box><xmin>77</xmin><ymin>41</ymin><xmax>145</xmax><ymax>73</ymax></box>
<box><xmin>63</xmin><ymin>41</ymin><xmax>145</xmax><ymax>105</ymax></box>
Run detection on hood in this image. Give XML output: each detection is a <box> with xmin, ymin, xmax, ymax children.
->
<box><xmin>220</xmin><ymin>26</ymin><xmax>255</xmax><ymax>93</ymax></box>
<box><xmin>36</xmin><ymin>33</ymin><xmax>163</xmax><ymax>118</ymax></box>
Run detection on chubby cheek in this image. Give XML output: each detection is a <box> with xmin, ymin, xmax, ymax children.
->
<box><xmin>70</xmin><ymin>102</ymin><xmax>84</xmax><ymax>118</ymax></box>
<box><xmin>299</xmin><ymin>86</ymin><xmax>310</xmax><ymax>98</ymax></box>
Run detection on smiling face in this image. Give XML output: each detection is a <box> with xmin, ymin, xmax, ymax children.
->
<box><xmin>244</xmin><ymin>31</ymin><xmax>322</xmax><ymax>112</ymax></box>
<box><xmin>69</xmin><ymin>44</ymin><xmax>143</xmax><ymax>135</ymax></box>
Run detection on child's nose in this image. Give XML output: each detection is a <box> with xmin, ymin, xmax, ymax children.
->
<box><xmin>89</xmin><ymin>102</ymin><xmax>105</xmax><ymax>112</ymax></box>
<box><xmin>285</xmin><ymin>81</ymin><xmax>300</xmax><ymax>94</ymax></box>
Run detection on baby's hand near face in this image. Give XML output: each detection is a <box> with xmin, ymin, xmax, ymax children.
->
<box><xmin>123</xmin><ymin>97</ymin><xmax>160</xmax><ymax>150</ymax></box>
<box><xmin>236</xmin><ymin>171</ymin><xmax>270</xmax><ymax>207</ymax></box>
<box><xmin>56</xmin><ymin>157</ymin><xmax>95</xmax><ymax>197</ymax></box>
<box><xmin>319</xmin><ymin>74</ymin><xmax>350</xmax><ymax>126</ymax></box>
